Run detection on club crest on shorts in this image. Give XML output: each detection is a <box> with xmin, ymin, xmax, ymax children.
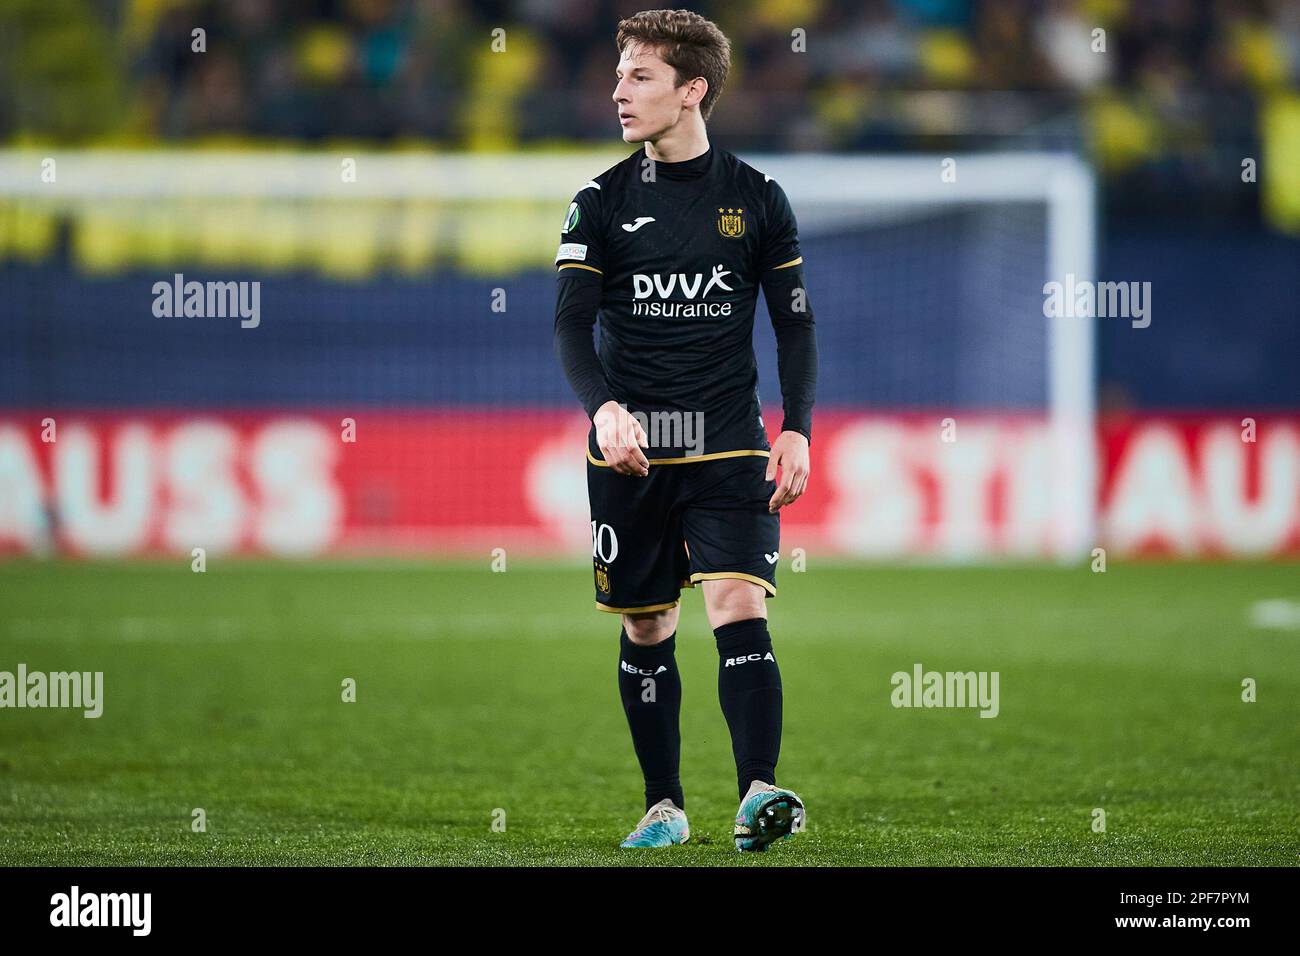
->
<box><xmin>716</xmin><ymin>207</ymin><xmax>745</xmax><ymax>238</ymax></box>
<box><xmin>594</xmin><ymin>563</ymin><xmax>611</xmax><ymax>593</ymax></box>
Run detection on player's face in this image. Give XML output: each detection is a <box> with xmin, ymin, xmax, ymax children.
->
<box><xmin>612</xmin><ymin>43</ymin><xmax>693</xmax><ymax>144</ymax></box>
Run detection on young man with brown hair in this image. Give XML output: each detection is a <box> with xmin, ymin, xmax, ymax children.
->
<box><xmin>553</xmin><ymin>9</ymin><xmax>817</xmax><ymax>852</ymax></box>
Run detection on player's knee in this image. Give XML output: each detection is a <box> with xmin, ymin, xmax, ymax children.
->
<box><xmin>703</xmin><ymin>579</ymin><xmax>767</xmax><ymax>628</ymax></box>
<box><xmin>623</xmin><ymin>607</ymin><xmax>678</xmax><ymax>645</ymax></box>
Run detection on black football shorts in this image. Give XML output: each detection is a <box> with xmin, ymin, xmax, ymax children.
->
<box><xmin>586</xmin><ymin>450</ymin><xmax>780</xmax><ymax>613</ymax></box>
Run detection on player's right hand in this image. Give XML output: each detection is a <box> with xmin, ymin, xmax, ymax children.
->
<box><xmin>594</xmin><ymin>400</ymin><xmax>650</xmax><ymax>476</ymax></box>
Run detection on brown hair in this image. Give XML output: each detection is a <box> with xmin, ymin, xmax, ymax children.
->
<box><xmin>615</xmin><ymin>9</ymin><xmax>731</xmax><ymax>121</ymax></box>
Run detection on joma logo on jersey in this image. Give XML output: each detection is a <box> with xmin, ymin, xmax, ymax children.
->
<box><xmin>717</xmin><ymin>207</ymin><xmax>745</xmax><ymax>238</ymax></box>
<box><xmin>724</xmin><ymin>652</ymin><xmax>775</xmax><ymax>667</ymax></box>
<box><xmin>631</xmin><ymin>265</ymin><xmax>735</xmax><ymax>317</ymax></box>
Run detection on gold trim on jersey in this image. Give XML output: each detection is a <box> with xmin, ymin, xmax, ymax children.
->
<box><xmin>596</xmin><ymin>599</ymin><xmax>680</xmax><ymax>614</ymax></box>
<box><xmin>688</xmin><ymin>571</ymin><xmax>777</xmax><ymax>596</ymax></box>
<box><xmin>769</xmin><ymin>256</ymin><xmax>803</xmax><ymax>271</ymax></box>
<box><xmin>586</xmin><ymin>448</ymin><xmax>771</xmax><ymax>467</ymax></box>
<box><xmin>558</xmin><ymin>262</ymin><xmax>603</xmax><ymax>274</ymax></box>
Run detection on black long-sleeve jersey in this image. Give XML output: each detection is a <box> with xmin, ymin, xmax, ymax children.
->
<box><xmin>553</xmin><ymin>144</ymin><xmax>817</xmax><ymax>462</ymax></box>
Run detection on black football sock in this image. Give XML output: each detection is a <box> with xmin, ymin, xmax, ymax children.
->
<box><xmin>714</xmin><ymin>617</ymin><xmax>782</xmax><ymax>800</ymax></box>
<box><xmin>617</xmin><ymin>628</ymin><xmax>684</xmax><ymax>811</ymax></box>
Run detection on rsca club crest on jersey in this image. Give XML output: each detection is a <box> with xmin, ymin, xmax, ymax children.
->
<box><xmin>563</xmin><ymin>201</ymin><xmax>580</xmax><ymax>233</ymax></box>
<box><xmin>716</xmin><ymin>206</ymin><xmax>745</xmax><ymax>238</ymax></box>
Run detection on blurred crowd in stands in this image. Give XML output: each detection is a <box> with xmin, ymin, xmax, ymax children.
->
<box><xmin>4</xmin><ymin>0</ymin><xmax>1299</xmax><ymax>218</ymax></box>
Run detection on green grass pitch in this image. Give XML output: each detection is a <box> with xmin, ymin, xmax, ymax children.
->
<box><xmin>0</xmin><ymin>559</ymin><xmax>1296</xmax><ymax>866</ymax></box>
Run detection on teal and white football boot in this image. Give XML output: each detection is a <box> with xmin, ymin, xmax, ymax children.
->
<box><xmin>733</xmin><ymin>780</ymin><xmax>805</xmax><ymax>853</ymax></box>
<box><xmin>619</xmin><ymin>798</ymin><xmax>690</xmax><ymax>849</ymax></box>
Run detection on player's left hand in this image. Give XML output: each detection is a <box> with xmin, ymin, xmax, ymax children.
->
<box><xmin>766</xmin><ymin>431</ymin><xmax>810</xmax><ymax>513</ymax></box>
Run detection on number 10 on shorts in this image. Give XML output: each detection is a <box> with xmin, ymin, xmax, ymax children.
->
<box><xmin>591</xmin><ymin>521</ymin><xmax>619</xmax><ymax>563</ymax></box>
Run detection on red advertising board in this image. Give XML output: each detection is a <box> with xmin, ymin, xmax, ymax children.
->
<box><xmin>1</xmin><ymin>411</ymin><xmax>1297</xmax><ymax>558</ymax></box>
